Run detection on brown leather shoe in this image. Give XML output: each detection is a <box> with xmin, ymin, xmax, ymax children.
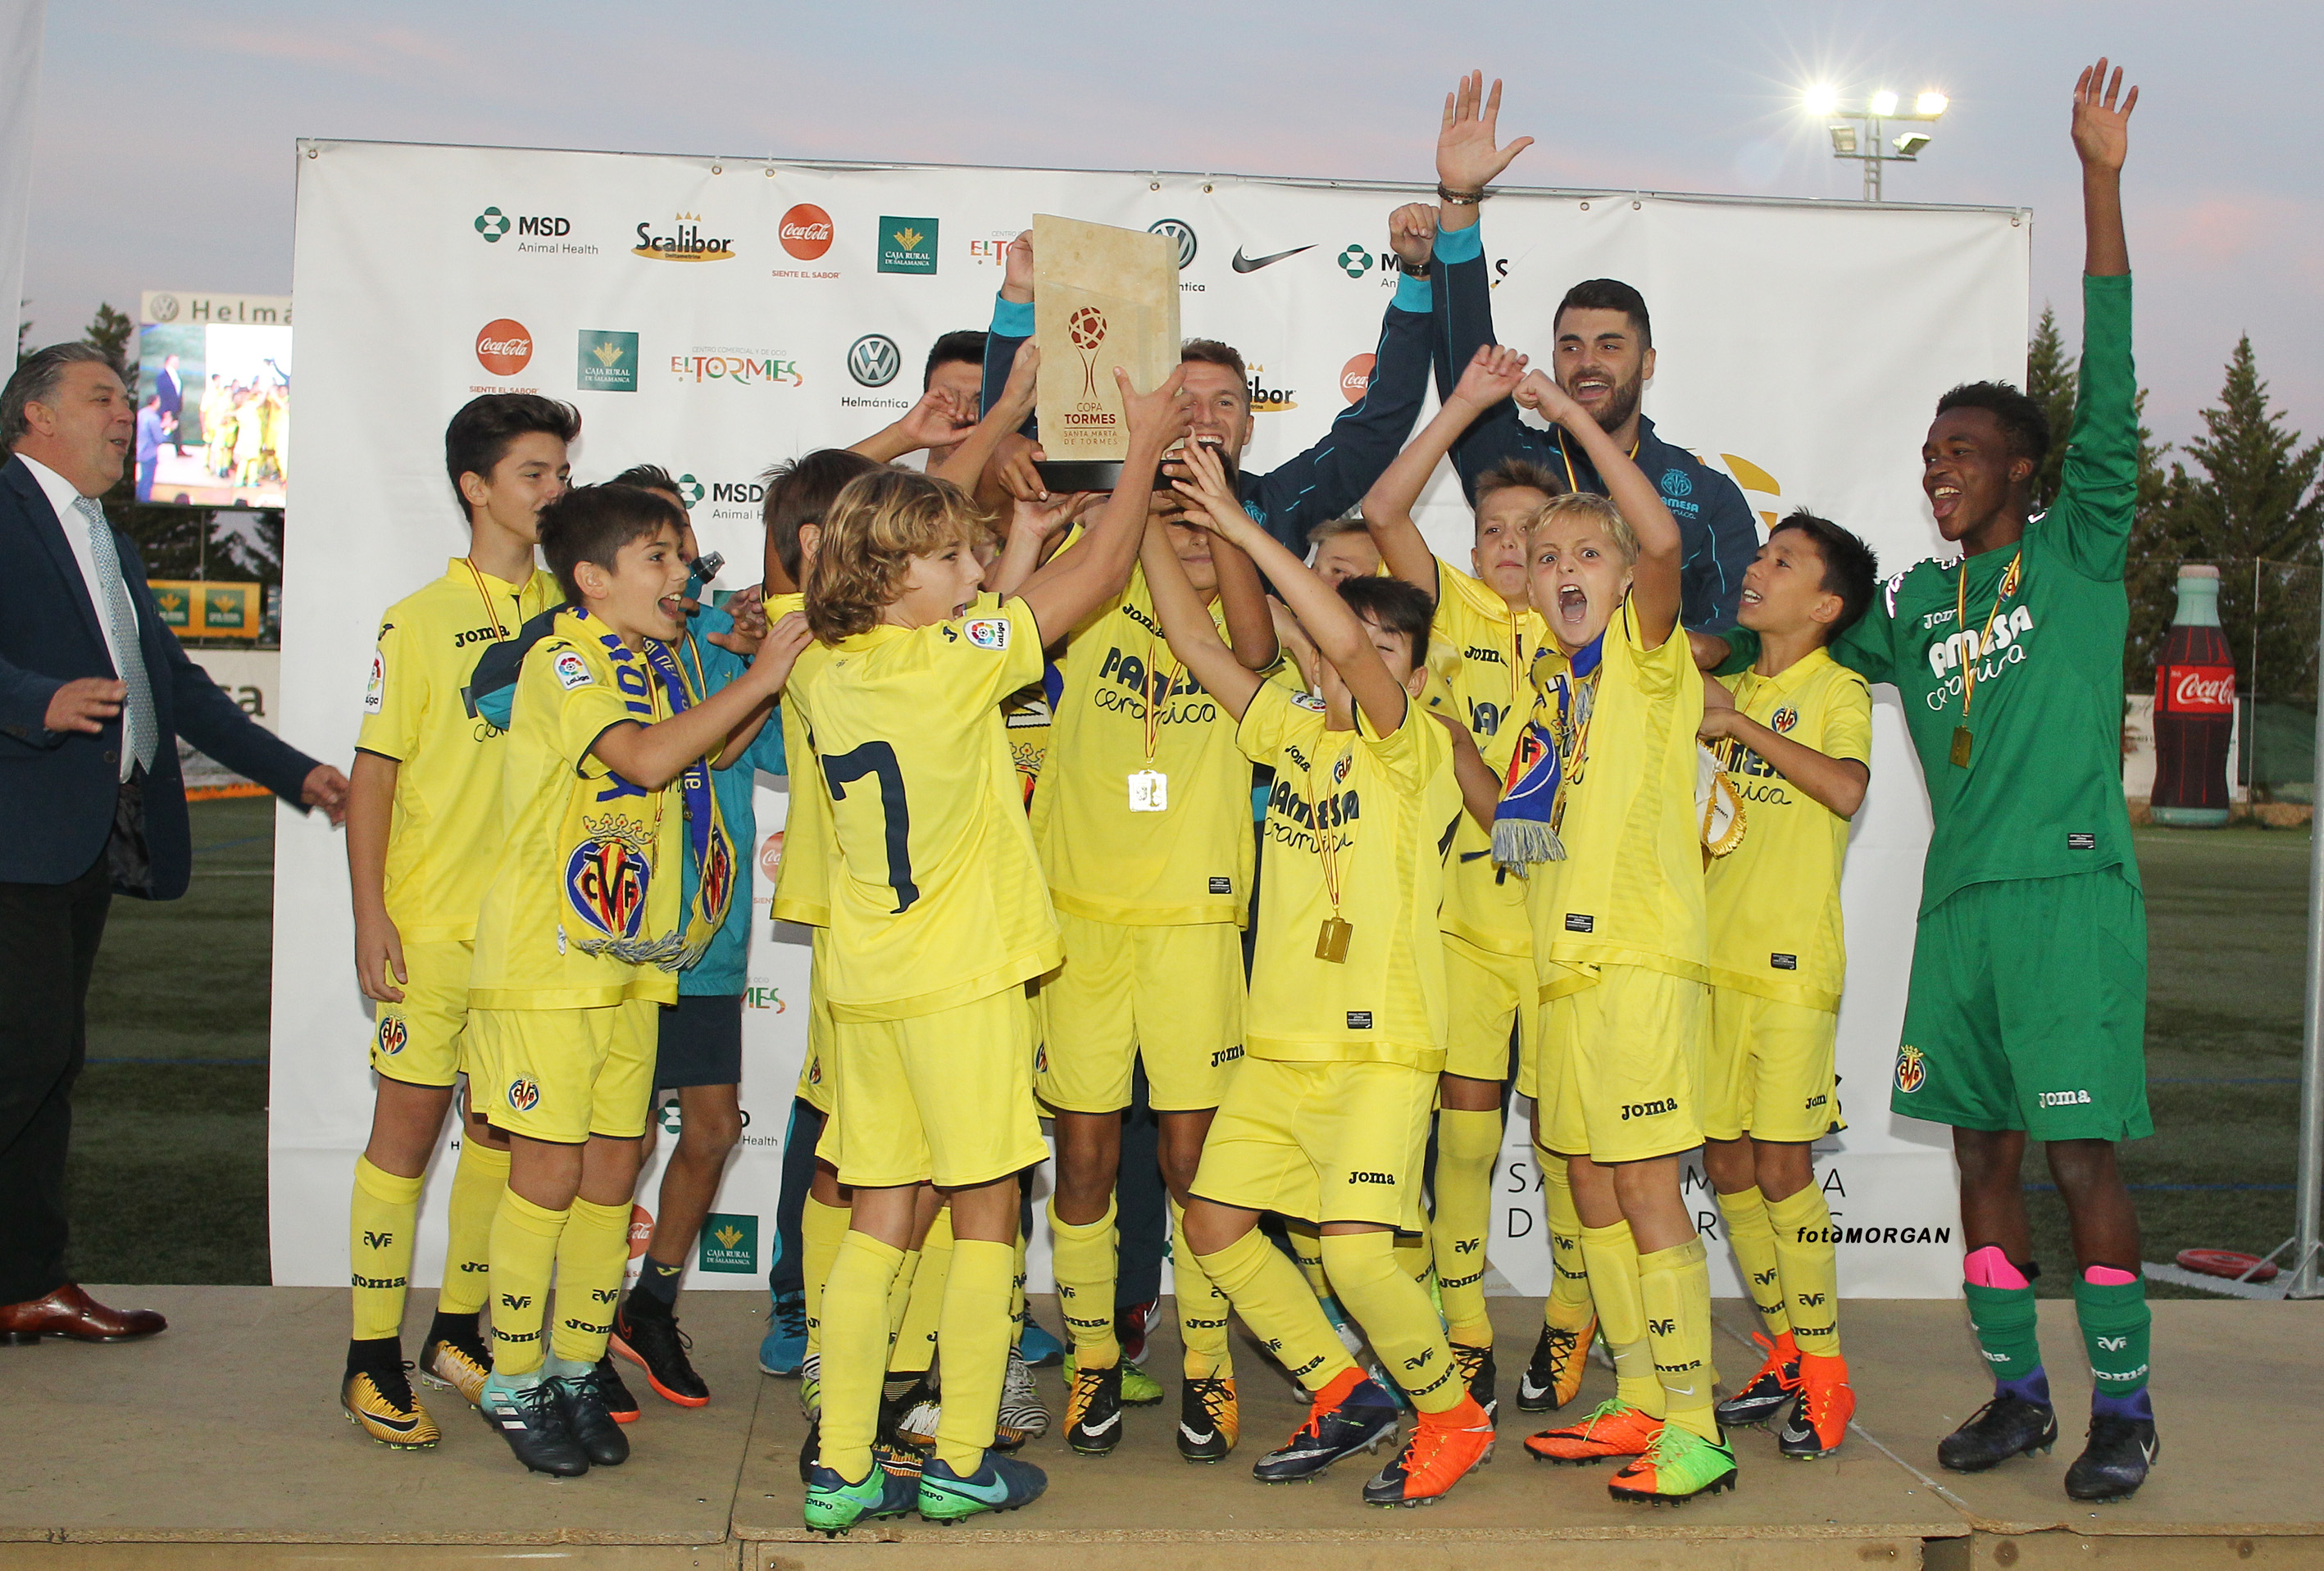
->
<box><xmin>0</xmin><ymin>1283</ymin><xmax>167</xmax><ymax>1344</ymax></box>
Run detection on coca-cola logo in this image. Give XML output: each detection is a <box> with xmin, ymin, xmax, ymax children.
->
<box><xmin>475</xmin><ymin>318</ymin><xmax>533</xmax><ymax>376</ymax></box>
<box><xmin>780</xmin><ymin>204</ymin><xmax>834</xmax><ymax>261</ymax></box>
<box><xmin>2163</xmin><ymin>664</ymin><xmax>2235</xmax><ymax>714</ymax></box>
<box><xmin>1340</xmin><ymin>352</ymin><xmax>1376</xmax><ymax>405</ymax></box>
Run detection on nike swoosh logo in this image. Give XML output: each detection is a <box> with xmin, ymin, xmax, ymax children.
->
<box><xmin>367</xmin><ymin>1409</ymin><xmax>420</xmax><ymax>1433</ymax></box>
<box><xmin>1230</xmin><ymin>244</ymin><xmax>1315</xmax><ymax>273</ymax></box>
<box><xmin>1081</xmin><ymin>1410</ymin><xmax>1122</xmax><ymax>1437</ymax></box>
<box><xmin>1180</xmin><ymin>1422</ymin><xmax>1217</xmax><ymax>1444</ymax></box>
<box><xmin>933</xmin><ymin>1470</ymin><xmax>1012</xmax><ymax>1503</ymax></box>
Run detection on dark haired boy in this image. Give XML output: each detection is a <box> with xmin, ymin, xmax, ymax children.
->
<box><xmin>1149</xmin><ymin>443</ymin><xmax>1500</xmax><ymax>1510</ymax></box>
<box><xmin>1429</xmin><ymin>73</ymin><xmax>1759</xmax><ymax>629</ymax></box>
<box><xmin>466</xmin><ymin>484</ymin><xmax>803</xmax><ymax>1476</ymax></box>
<box><xmin>340</xmin><ymin>393</ymin><xmax>577</xmax><ymax>1450</ymax></box>
<box><xmin>1696</xmin><ymin>62</ymin><xmax>2158</xmax><ymax>1503</ymax></box>
<box><xmin>1691</xmin><ymin>511</ymin><xmax>1878</xmax><ymax>1461</ymax></box>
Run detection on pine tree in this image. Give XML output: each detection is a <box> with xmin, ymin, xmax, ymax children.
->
<box><xmin>2025</xmin><ymin>304</ymin><xmax>2078</xmax><ymax>512</ymax></box>
<box><xmin>2167</xmin><ymin>336</ymin><xmax>2324</xmax><ymax>702</ymax></box>
<box><xmin>81</xmin><ymin>302</ymin><xmax>134</xmax><ymax>384</ymax></box>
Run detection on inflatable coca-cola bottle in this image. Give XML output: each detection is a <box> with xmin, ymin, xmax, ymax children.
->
<box><xmin>2150</xmin><ymin>564</ymin><xmax>2235</xmax><ymax>827</ymax></box>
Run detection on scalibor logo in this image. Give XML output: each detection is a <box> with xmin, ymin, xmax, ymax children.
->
<box><xmin>634</xmin><ymin>213</ymin><xmax>735</xmax><ymax>261</ymax></box>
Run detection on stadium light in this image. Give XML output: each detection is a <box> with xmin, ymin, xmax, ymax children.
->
<box><xmin>1808</xmin><ymin>84</ymin><xmax>1949</xmax><ymax>200</ymax></box>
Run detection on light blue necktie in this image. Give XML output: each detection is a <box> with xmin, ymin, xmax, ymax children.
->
<box><xmin>74</xmin><ymin>495</ymin><xmax>157</xmax><ymax>772</ymax></box>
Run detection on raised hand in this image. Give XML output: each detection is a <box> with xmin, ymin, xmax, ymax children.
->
<box><xmin>1437</xmin><ymin>70</ymin><xmax>1534</xmax><ymax>193</ymax></box>
<box><xmin>1118</xmin><ymin>364</ymin><xmax>1196</xmax><ymax>452</ymax></box>
<box><xmin>1388</xmin><ymin>202</ymin><xmax>1439</xmax><ymax>270</ymax></box>
<box><xmin>993</xmin><ymin>432</ymin><xmax>1049</xmax><ymax>501</ymax></box>
<box><xmin>1003</xmin><ymin>228</ymin><xmax>1035</xmax><ymax>303</ymax></box>
<box><xmin>993</xmin><ymin>340</ymin><xmax>1040</xmax><ymax>427</ymax></box>
<box><xmin>1167</xmin><ymin>436</ymin><xmax>1251</xmax><ymax>536</ymax></box>
<box><xmin>2071</xmin><ymin>57</ymin><xmax>2137</xmax><ymax>173</ymax></box>
<box><xmin>748</xmin><ymin>611</ymin><xmax>813</xmax><ymax>691</ymax></box>
<box><xmin>894</xmin><ymin>386</ymin><xmax>973</xmax><ymax>452</ymax></box>
<box><xmin>1513</xmin><ymin>366</ymin><xmax>1588</xmax><ymax>430</ymax></box>
<box><xmin>1449</xmin><ymin>343</ymin><xmax>1528</xmax><ymax>410</ymax></box>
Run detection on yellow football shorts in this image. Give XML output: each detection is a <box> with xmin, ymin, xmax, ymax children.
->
<box><xmin>1038</xmin><ymin>910</ymin><xmax>1246</xmax><ymax>1114</ymax></box>
<box><xmin>1442</xmin><ymin>933</ymin><xmax>1535</xmax><ymax>1083</ymax></box>
<box><xmin>794</xmin><ymin>933</ymin><xmax>837</xmax><ymax>1117</ymax></box>
<box><xmin>1534</xmin><ymin>963</ymin><xmax>1708</xmax><ymax>1164</ymax></box>
<box><xmin>467</xmin><ymin>999</ymin><xmax>659</xmax><ymax>1145</ymax></box>
<box><xmin>1703</xmin><ymin>987</ymin><xmax>1845</xmax><ymax>1145</ymax></box>
<box><xmin>817</xmin><ymin>984</ymin><xmax>1048</xmax><ymax>1190</ymax></box>
<box><xmin>1192</xmin><ymin>1056</ymin><xmax>1434</xmax><ymax>1231</ymax></box>
<box><xmin>367</xmin><ymin>938</ymin><xmax>473</xmax><ymax>1089</ymax></box>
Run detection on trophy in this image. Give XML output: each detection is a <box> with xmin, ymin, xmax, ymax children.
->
<box><xmin>1031</xmin><ymin>214</ymin><xmax>1182</xmax><ymax>491</ymax></box>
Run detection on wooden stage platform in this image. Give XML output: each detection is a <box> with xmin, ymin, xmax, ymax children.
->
<box><xmin>2</xmin><ymin>1289</ymin><xmax>2317</xmax><ymax>1569</ymax></box>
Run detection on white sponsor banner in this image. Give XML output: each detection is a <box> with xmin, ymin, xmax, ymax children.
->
<box><xmin>0</xmin><ymin>0</ymin><xmax>41</xmax><ymax>340</ymax></box>
<box><xmin>273</xmin><ymin>139</ymin><xmax>2028</xmax><ymax>1296</ymax></box>
<box><xmin>179</xmin><ymin>647</ymin><xmax>280</xmax><ymax>792</ymax></box>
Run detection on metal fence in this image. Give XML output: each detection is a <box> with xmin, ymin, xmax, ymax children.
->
<box><xmin>2128</xmin><ymin>557</ymin><xmax>2322</xmax><ymax>802</ymax></box>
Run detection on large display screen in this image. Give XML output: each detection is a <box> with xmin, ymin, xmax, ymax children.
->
<box><xmin>135</xmin><ymin>292</ymin><xmax>292</xmax><ymax>510</ymax></box>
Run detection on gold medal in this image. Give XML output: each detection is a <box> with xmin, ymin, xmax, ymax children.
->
<box><xmin>1315</xmin><ymin>916</ymin><xmax>1353</xmax><ymax>963</ymax></box>
<box><xmin>1951</xmin><ymin>726</ymin><xmax>1972</xmax><ymax>768</ymax></box>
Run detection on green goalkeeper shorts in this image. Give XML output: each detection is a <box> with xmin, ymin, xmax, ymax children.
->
<box><xmin>1893</xmin><ymin>869</ymin><xmax>2152</xmax><ymax>1142</ymax></box>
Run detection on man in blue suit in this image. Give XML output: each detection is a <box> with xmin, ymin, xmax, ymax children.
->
<box><xmin>0</xmin><ymin>343</ymin><xmax>348</xmax><ymax>1344</ymax></box>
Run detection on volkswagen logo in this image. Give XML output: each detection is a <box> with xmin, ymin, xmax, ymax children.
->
<box><xmin>1148</xmin><ymin>219</ymin><xmax>1198</xmax><ymax>270</ymax></box>
<box><xmin>848</xmin><ymin>334</ymin><xmax>902</xmax><ymax>388</ymax></box>
<box><xmin>148</xmin><ymin>293</ymin><xmax>180</xmax><ymax>323</ymax></box>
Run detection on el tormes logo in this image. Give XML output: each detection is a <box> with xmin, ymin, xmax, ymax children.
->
<box><xmin>671</xmin><ymin>349</ymin><xmax>803</xmax><ymax>388</ymax></box>
<box><xmin>634</xmin><ymin>213</ymin><xmax>735</xmax><ymax>261</ymax></box>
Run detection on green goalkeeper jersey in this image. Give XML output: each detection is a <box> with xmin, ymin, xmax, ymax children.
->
<box><xmin>1724</xmin><ymin>273</ymin><xmax>2140</xmax><ymax>915</ymax></box>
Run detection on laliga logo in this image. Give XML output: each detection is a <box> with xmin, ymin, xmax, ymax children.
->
<box><xmin>1069</xmin><ymin>306</ymin><xmax>1107</xmax><ymax>401</ymax></box>
<box><xmin>1340</xmin><ymin>352</ymin><xmax>1375</xmax><ymax>406</ymax></box>
<box><xmin>475</xmin><ymin>319</ymin><xmax>533</xmax><ymax>376</ymax></box>
<box><xmin>779</xmin><ymin>203</ymin><xmax>834</xmax><ymax>261</ymax></box>
<box><xmin>2167</xmin><ymin>666</ymin><xmax>2235</xmax><ymax>715</ymax></box>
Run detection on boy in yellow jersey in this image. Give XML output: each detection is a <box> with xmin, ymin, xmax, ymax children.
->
<box><xmin>1154</xmin><ymin>441</ymin><xmax>1500</xmax><ymax>1509</ymax></box>
<box><xmin>466</xmin><ymin>484</ymin><xmax>803</xmax><ymax>1478</ymax></box>
<box><xmin>1492</xmin><ymin>372</ymin><xmax>1733</xmax><ymax>1504</ymax></box>
<box><xmin>1363</xmin><ymin>343</ymin><xmax>1582</xmax><ymax>1421</ymax></box>
<box><xmin>1035</xmin><ymin>440</ymin><xmax>1278</xmax><ymax>1464</ymax></box>
<box><xmin>1306</xmin><ymin>515</ymin><xmax>1381</xmax><ymax>588</ymax></box>
<box><xmin>340</xmin><ymin>394</ymin><xmax>576</xmax><ymax>1448</ymax></box>
<box><xmin>752</xmin><ymin>449</ymin><xmax>883</xmax><ymax>1401</ymax></box>
<box><xmin>1695</xmin><ymin>511</ymin><xmax>1879</xmax><ymax>1460</ymax></box>
<box><xmin>792</xmin><ymin>370</ymin><xmax>1193</xmax><ymax>1533</ymax></box>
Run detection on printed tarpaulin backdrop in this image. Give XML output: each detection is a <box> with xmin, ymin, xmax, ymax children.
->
<box><xmin>271</xmin><ymin>138</ymin><xmax>2031</xmax><ymax>1298</ymax></box>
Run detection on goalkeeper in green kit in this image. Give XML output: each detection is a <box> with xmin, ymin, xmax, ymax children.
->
<box><xmin>1694</xmin><ymin>57</ymin><xmax>2155</xmax><ymax>1503</ymax></box>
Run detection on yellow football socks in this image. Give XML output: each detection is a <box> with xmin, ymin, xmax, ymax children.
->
<box><xmin>1394</xmin><ymin>1228</ymin><xmax>1435</xmax><ymax>1290</ymax></box>
<box><xmin>1011</xmin><ymin>1227</ymin><xmax>1030</xmax><ymax>1345</ymax></box>
<box><xmin>800</xmin><ymin>1193</ymin><xmax>850</xmax><ymax>1360</ymax></box>
<box><xmin>884</xmin><ymin>1250</ymin><xmax>921</xmax><ymax>1356</ymax></box>
<box><xmin>891</xmin><ymin>1209</ymin><xmax>952</xmax><ymax>1378</ymax></box>
<box><xmin>1196</xmin><ymin>1228</ymin><xmax>1356</xmax><ymax>1395</ymax></box>
<box><xmin>1580</xmin><ymin>1217</ymin><xmax>1662</xmax><ymax>1417</ymax></box>
<box><xmin>1323</xmin><ymin>1228</ymin><xmax>1463</xmax><ymax>1413</ymax></box>
<box><xmin>486</xmin><ymin>1189</ymin><xmax>566</xmax><ymax>1378</ymax></box>
<box><xmin>1717</xmin><ymin>1185</ymin><xmax>1790</xmax><ymax>1340</ymax></box>
<box><xmin>1169</xmin><ymin>1198</ymin><xmax>1232</xmax><ymax>1379</ymax></box>
<box><xmin>932</xmin><ymin>1238</ymin><xmax>1016</xmax><ymax>1473</ymax></box>
<box><xmin>434</xmin><ymin>1137</ymin><xmax>507</xmax><ymax>1317</ymax></box>
<box><xmin>349</xmin><ymin>1156</ymin><xmax>423</xmax><ymax>1342</ymax></box>
<box><xmin>819</xmin><ymin>1232</ymin><xmax>906</xmax><ymax>1482</ymax></box>
<box><xmin>1540</xmin><ymin>1148</ymin><xmax>1597</xmax><ymax>1334</ymax></box>
<box><xmin>1767</xmin><ymin>1183</ymin><xmax>1843</xmax><ymax>1359</ymax></box>
<box><xmin>1048</xmin><ymin>1195</ymin><xmax>1121</xmax><ymax>1369</ymax></box>
<box><xmin>1639</xmin><ymin>1237</ymin><xmax>1719</xmax><ymax>1441</ymax></box>
<box><xmin>548</xmin><ymin>1196</ymin><xmax>630</xmax><ymax>1365</ymax></box>
<box><xmin>1284</xmin><ymin>1219</ymin><xmax>1332</xmax><ymax>1300</ymax></box>
<box><xmin>1432</xmin><ymin>1109</ymin><xmax>1501</xmax><ymax>1347</ymax></box>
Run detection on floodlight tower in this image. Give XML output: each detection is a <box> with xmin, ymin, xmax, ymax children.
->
<box><xmin>1804</xmin><ymin>85</ymin><xmax>1949</xmax><ymax>200</ymax></box>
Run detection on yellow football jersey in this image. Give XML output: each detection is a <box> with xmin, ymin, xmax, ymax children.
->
<box><xmin>764</xmin><ymin>592</ymin><xmax>833</xmax><ymax>930</ymax></box>
<box><xmin>355</xmin><ymin>559</ymin><xmax>559</xmax><ymax>942</ymax></box>
<box><xmin>1430</xmin><ymin>556</ymin><xmax>1544</xmax><ymax>958</ymax></box>
<box><xmin>1239</xmin><ymin>685</ymin><xmax>1462</xmax><ymax>1071</ymax></box>
<box><xmin>1526</xmin><ymin>597</ymin><xmax>1708</xmax><ymax>990</ymax></box>
<box><xmin>469</xmin><ymin>609</ymin><xmax>684</xmax><ymax>1010</ymax></box>
<box><xmin>1705</xmin><ymin>647</ymin><xmax>1870</xmax><ymax>1010</ymax></box>
<box><xmin>1032</xmin><ymin>564</ymin><xmax>1254</xmax><ymax>926</ymax></box>
<box><xmin>785</xmin><ymin>593</ymin><xmax>1060</xmax><ymax>1022</ymax></box>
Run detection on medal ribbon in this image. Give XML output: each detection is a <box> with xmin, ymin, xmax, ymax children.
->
<box><xmin>1953</xmin><ymin>550</ymin><xmax>2023</xmax><ymax>737</ymax></box>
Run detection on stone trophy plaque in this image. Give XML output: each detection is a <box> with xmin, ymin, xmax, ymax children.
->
<box><xmin>1031</xmin><ymin>214</ymin><xmax>1181</xmax><ymax>491</ymax></box>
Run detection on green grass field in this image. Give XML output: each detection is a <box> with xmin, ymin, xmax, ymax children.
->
<box><xmin>61</xmin><ymin>800</ymin><xmax>2317</xmax><ymax>1292</ymax></box>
